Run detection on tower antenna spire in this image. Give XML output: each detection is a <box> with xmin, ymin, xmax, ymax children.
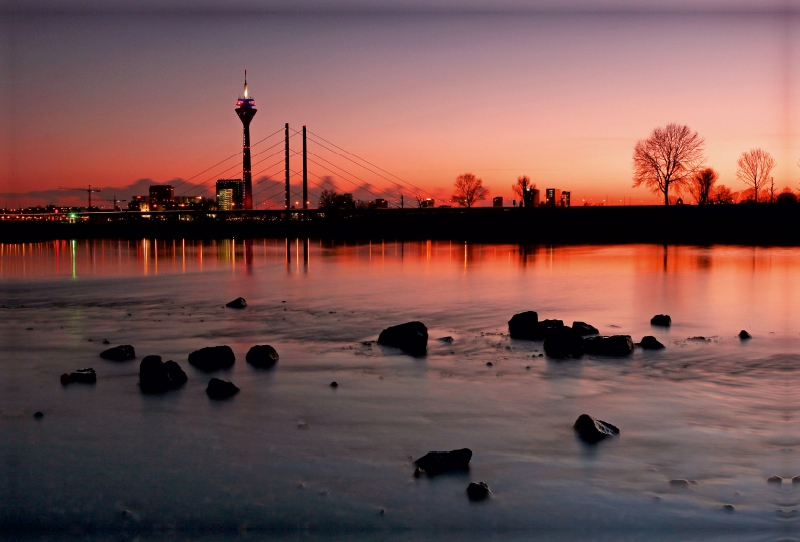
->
<box><xmin>243</xmin><ymin>69</ymin><xmax>248</xmax><ymax>98</ymax></box>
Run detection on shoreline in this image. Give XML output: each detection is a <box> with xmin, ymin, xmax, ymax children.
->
<box><xmin>2</xmin><ymin>205</ymin><xmax>799</xmax><ymax>245</ymax></box>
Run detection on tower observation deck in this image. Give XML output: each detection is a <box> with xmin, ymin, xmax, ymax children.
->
<box><xmin>235</xmin><ymin>70</ymin><xmax>257</xmax><ymax>210</ymax></box>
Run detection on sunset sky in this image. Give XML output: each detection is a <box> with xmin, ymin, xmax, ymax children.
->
<box><xmin>1</xmin><ymin>1</ymin><xmax>799</xmax><ymax>207</ymax></box>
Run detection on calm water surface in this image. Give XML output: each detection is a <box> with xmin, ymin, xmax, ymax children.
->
<box><xmin>2</xmin><ymin>240</ymin><xmax>800</xmax><ymax>541</ymax></box>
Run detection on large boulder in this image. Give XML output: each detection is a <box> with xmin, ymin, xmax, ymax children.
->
<box><xmin>583</xmin><ymin>335</ymin><xmax>634</xmax><ymax>356</ymax></box>
<box><xmin>99</xmin><ymin>345</ymin><xmax>136</xmax><ymax>361</ymax></box>
<box><xmin>245</xmin><ymin>345</ymin><xmax>279</xmax><ymax>368</ymax></box>
<box><xmin>139</xmin><ymin>355</ymin><xmax>187</xmax><ymax>393</ymax></box>
<box><xmin>573</xmin><ymin>414</ymin><xmax>620</xmax><ymax>444</ymax></box>
<box><xmin>414</xmin><ymin>448</ymin><xmax>472</xmax><ymax>476</ymax></box>
<box><xmin>638</xmin><ymin>336</ymin><xmax>665</xmax><ymax>350</ymax></box>
<box><xmin>206</xmin><ymin>378</ymin><xmax>239</xmax><ymax>399</ymax></box>
<box><xmin>650</xmin><ymin>314</ymin><xmax>672</xmax><ymax>327</ymax></box>
<box><xmin>572</xmin><ymin>322</ymin><xmax>599</xmax><ymax>336</ymax></box>
<box><xmin>543</xmin><ymin>327</ymin><xmax>584</xmax><ymax>359</ymax></box>
<box><xmin>508</xmin><ymin>311</ymin><xmax>538</xmax><ymax>339</ymax></box>
<box><xmin>226</xmin><ymin>297</ymin><xmax>247</xmax><ymax>309</ymax></box>
<box><xmin>378</xmin><ymin>321</ymin><xmax>428</xmax><ymax>357</ymax></box>
<box><xmin>739</xmin><ymin>330</ymin><xmax>751</xmax><ymax>340</ymax></box>
<box><xmin>188</xmin><ymin>346</ymin><xmax>235</xmax><ymax>371</ymax></box>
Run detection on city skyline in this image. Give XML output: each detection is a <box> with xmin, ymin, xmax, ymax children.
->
<box><xmin>2</xmin><ymin>5</ymin><xmax>799</xmax><ymax>207</ymax></box>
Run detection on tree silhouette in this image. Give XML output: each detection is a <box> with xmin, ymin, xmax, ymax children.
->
<box><xmin>452</xmin><ymin>173</ymin><xmax>489</xmax><ymax>208</ymax></box>
<box><xmin>688</xmin><ymin>168</ymin><xmax>718</xmax><ymax>205</ymax></box>
<box><xmin>632</xmin><ymin>123</ymin><xmax>705</xmax><ymax>206</ymax></box>
<box><xmin>736</xmin><ymin>148</ymin><xmax>775</xmax><ymax>203</ymax></box>
<box><xmin>319</xmin><ymin>189</ymin><xmax>356</xmax><ymax>209</ymax></box>
<box><xmin>512</xmin><ymin>175</ymin><xmax>536</xmax><ymax>207</ymax></box>
<box><xmin>714</xmin><ymin>184</ymin><xmax>735</xmax><ymax>204</ymax></box>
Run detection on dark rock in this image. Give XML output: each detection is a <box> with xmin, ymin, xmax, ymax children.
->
<box><xmin>688</xmin><ymin>336</ymin><xmax>708</xmax><ymax>341</ymax></box>
<box><xmin>638</xmin><ymin>336</ymin><xmax>665</xmax><ymax>350</ymax></box>
<box><xmin>486</xmin><ymin>362</ymin><xmax>493</xmax><ymax>367</ymax></box>
<box><xmin>739</xmin><ymin>330</ymin><xmax>751</xmax><ymax>340</ymax></box>
<box><xmin>650</xmin><ymin>314</ymin><xmax>671</xmax><ymax>327</ymax></box>
<box><xmin>669</xmin><ymin>479</ymin><xmax>690</xmax><ymax>488</ymax></box>
<box><xmin>102</xmin><ymin>339</ymin><xmax>110</xmax><ymax>345</ymax></box>
<box><xmin>68</xmin><ymin>368</ymin><xmax>97</xmax><ymax>384</ymax></box>
<box><xmin>414</xmin><ymin>448</ymin><xmax>472</xmax><ymax>476</ymax></box>
<box><xmin>572</xmin><ymin>321</ymin><xmax>599</xmax><ymax>336</ymax></box>
<box><xmin>508</xmin><ymin>311</ymin><xmax>538</xmax><ymax>340</ymax></box>
<box><xmin>768</xmin><ymin>475</ymin><xmax>783</xmax><ymax>484</ymax></box>
<box><xmin>543</xmin><ymin>327</ymin><xmax>584</xmax><ymax>359</ymax></box>
<box><xmin>245</xmin><ymin>345</ymin><xmax>279</xmax><ymax>368</ymax></box>
<box><xmin>792</xmin><ymin>476</ymin><xmax>800</xmax><ymax>484</ymax></box>
<box><xmin>583</xmin><ymin>335</ymin><xmax>634</xmax><ymax>356</ymax></box>
<box><xmin>721</xmin><ymin>504</ymin><xmax>735</xmax><ymax>513</ymax></box>
<box><xmin>206</xmin><ymin>378</ymin><xmax>239</xmax><ymax>399</ymax></box>
<box><xmin>467</xmin><ymin>482</ymin><xmax>491</xmax><ymax>501</ymax></box>
<box><xmin>139</xmin><ymin>355</ymin><xmax>187</xmax><ymax>393</ymax></box>
<box><xmin>378</xmin><ymin>321</ymin><xmax>428</xmax><ymax>357</ymax></box>
<box><xmin>188</xmin><ymin>346</ymin><xmax>235</xmax><ymax>371</ymax></box>
<box><xmin>99</xmin><ymin>344</ymin><xmax>136</xmax><ymax>361</ymax></box>
<box><xmin>438</xmin><ymin>336</ymin><xmax>454</xmax><ymax>343</ymax></box>
<box><xmin>330</xmin><ymin>381</ymin><xmax>338</xmax><ymax>388</ymax></box>
<box><xmin>573</xmin><ymin>414</ymin><xmax>619</xmax><ymax>444</ymax></box>
<box><xmin>226</xmin><ymin>297</ymin><xmax>247</xmax><ymax>309</ymax></box>
<box><xmin>60</xmin><ymin>373</ymin><xmax>70</xmax><ymax>385</ymax></box>
<box><xmin>33</xmin><ymin>411</ymin><xmax>43</xmax><ymax>419</ymax></box>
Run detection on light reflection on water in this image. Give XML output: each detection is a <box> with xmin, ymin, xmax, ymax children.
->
<box><xmin>3</xmin><ymin>240</ymin><xmax>800</xmax><ymax>539</ymax></box>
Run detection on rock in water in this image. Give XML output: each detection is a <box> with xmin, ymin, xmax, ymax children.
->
<box><xmin>99</xmin><ymin>344</ymin><xmax>136</xmax><ymax>361</ymax></box>
<box><xmin>467</xmin><ymin>482</ymin><xmax>491</xmax><ymax>501</ymax></box>
<box><xmin>33</xmin><ymin>411</ymin><xmax>43</xmax><ymax>419</ymax></box>
<box><xmin>69</xmin><ymin>368</ymin><xmax>97</xmax><ymax>384</ymax></box>
<box><xmin>508</xmin><ymin>311</ymin><xmax>538</xmax><ymax>340</ymax></box>
<box><xmin>572</xmin><ymin>321</ymin><xmax>599</xmax><ymax>336</ymax></box>
<box><xmin>583</xmin><ymin>335</ymin><xmax>634</xmax><ymax>356</ymax></box>
<box><xmin>378</xmin><ymin>321</ymin><xmax>428</xmax><ymax>357</ymax></box>
<box><xmin>573</xmin><ymin>414</ymin><xmax>619</xmax><ymax>444</ymax></box>
<box><xmin>139</xmin><ymin>355</ymin><xmax>188</xmax><ymax>393</ymax></box>
<box><xmin>414</xmin><ymin>448</ymin><xmax>472</xmax><ymax>475</ymax></box>
<box><xmin>543</xmin><ymin>327</ymin><xmax>584</xmax><ymax>359</ymax></box>
<box><xmin>188</xmin><ymin>346</ymin><xmax>235</xmax><ymax>371</ymax></box>
<box><xmin>438</xmin><ymin>336</ymin><xmax>454</xmax><ymax>343</ymax></box>
<box><xmin>650</xmin><ymin>314</ymin><xmax>671</xmax><ymax>327</ymax></box>
<box><xmin>226</xmin><ymin>297</ymin><xmax>247</xmax><ymax>309</ymax></box>
<box><xmin>245</xmin><ymin>345</ymin><xmax>279</xmax><ymax>368</ymax></box>
<box><xmin>638</xmin><ymin>336</ymin><xmax>665</xmax><ymax>350</ymax></box>
<box><xmin>206</xmin><ymin>378</ymin><xmax>239</xmax><ymax>399</ymax></box>
<box><xmin>739</xmin><ymin>330</ymin><xmax>752</xmax><ymax>340</ymax></box>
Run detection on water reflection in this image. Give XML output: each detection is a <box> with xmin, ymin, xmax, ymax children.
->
<box><xmin>5</xmin><ymin>239</ymin><xmax>800</xmax><ymax>280</ymax></box>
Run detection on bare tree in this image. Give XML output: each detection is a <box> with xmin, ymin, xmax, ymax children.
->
<box><xmin>767</xmin><ymin>176</ymin><xmax>776</xmax><ymax>203</ymax></box>
<box><xmin>687</xmin><ymin>168</ymin><xmax>718</xmax><ymax>205</ymax></box>
<box><xmin>714</xmin><ymin>184</ymin><xmax>735</xmax><ymax>204</ymax></box>
<box><xmin>452</xmin><ymin>173</ymin><xmax>489</xmax><ymax>208</ymax></box>
<box><xmin>632</xmin><ymin>123</ymin><xmax>705</xmax><ymax>206</ymax></box>
<box><xmin>736</xmin><ymin>148</ymin><xmax>776</xmax><ymax>203</ymax></box>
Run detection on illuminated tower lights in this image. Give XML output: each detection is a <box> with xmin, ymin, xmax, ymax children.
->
<box><xmin>235</xmin><ymin>70</ymin><xmax>257</xmax><ymax>210</ymax></box>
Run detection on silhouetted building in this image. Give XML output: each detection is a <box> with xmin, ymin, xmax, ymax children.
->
<box><xmin>235</xmin><ymin>71</ymin><xmax>257</xmax><ymax>209</ymax></box>
<box><xmin>419</xmin><ymin>198</ymin><xmax>435</xmax><ymax>208</ymax></box>
<box><xmin>373</xmin><ymin>198</ymin><xmax>389</xmax><ymax>209</ymax></box>
<box><xmin>128</xmin><ymin>195</ymin><xmax>149</xmax><ymax>212</ymax></box>
<box><xmin>149</xmin><ymin>185</ymin><xmax>174</xmax><ymax>210</ymax></box>
<box><xmin>216</xmin><ymin>179</ymin><xmax>244</xmax><ymax>210</ymax></box>
<box><xmin>561</xmin><ymin>191</ymin><xmax>571</xmax><ymax>207</ymax></box>
<box><xmin>522</xmin><ymin>187</ymin><xmax>540</xmax><ymax>207</ymax></box>
<box><xmin>545</xmin><ymin>188</ymin><xmax>561</xmax><ymax>207</ymax></box>
<box><xmin>493</xmin><ymin>196</ymin><xmax>503</xmax><ymax>207</ymax></box>
<box><xmin>175</xmin><ymin>196</ymin><xmax>209</xmax><ymax>210</ymax></box>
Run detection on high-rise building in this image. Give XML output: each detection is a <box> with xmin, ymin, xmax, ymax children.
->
<box><xmin>545</xmin><ymin>188</ymin><xmax>562</xmax><ymax>207</ymax></box>
<box><xmin>216</xmin><ymin>179</ymin><xmax>244</xmax><ymax>210</ymax></box>
<box><xmin>128</xmin><ymin>195</ymin><xmax>149</xmax><ymax>212</ymax></box>
<box><xmin>561</xmin><ymin>191</ymin><xmax>571</xmax><ymax>207</ymax></box>
<box><xmin>235</xmin><ymin>70</ymin><xmax>257</xmax><ymax>210</ymax></box>
<box><xmin>149</xmin><ymin>185</ymin><xmax>174</xmax><ymax>211</ymax></box>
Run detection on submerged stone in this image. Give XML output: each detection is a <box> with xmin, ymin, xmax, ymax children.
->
<box><xmin>245</xmin><ymin>345</ymin><xmax>279</xmax><ymax>368</ymax></box>
<box><xmin>225</xmin><ymin>297</ymin><xmax>247</xmax><ymax>309</ymax></box>
<box><xmin>206</xmin><ymin>378</ymin><xmax>239</xmax><ymax>399</ymax></box>
<box><xmin>68</xmin><ymin>368</ymin><xmax>97</xmax><ymax>384</ymax></box>
<box><xmin>414</xmin><ymin>448</ymin><xmax>472</xmax><ymax>476</ymax></box>
<box><xmin>572</xmin><ymin>321</ymin><xmax>599</xmax><ymax>336</ymax></box>
<box><xmin>508</xmin><ymin>311</ymin><xmax>538</xmax><ymax>340</ymax></box>
<box><xmin>573</xmin><ymin>414</ymin><xmax>619</xmax><ymax>444</ymax></box>
<box><xmin>650</xmin><ymin>314</ymin><xmax>672</xmax><ymax>327</ymax></box>
<box><xmin>739</xmin><ymin>330</ymin><xmax>752</xmax><ymax>340</ymax></box>
<box><xmin>467</xmin><ymin>482</ymin><xmax>491</xmax><ymax>501</ymax></box>
<box><xmin>638</xmin><ymin>336</ymin><xmax>665</xmax><ymax>350</ymax></box>
<box><xmin>543</xmin><ymin>327</ymin><xmax>584</xmax><ymax>359</ymax></box>
<box><xmin>99</xmin><ymin>344</ymin><xmax>136</xmax><ymax>361</ymax></box>
<box><xmin>583</xmin><ymin>335</ymin><xmax>634</xmax><ymax>356</ymax></box>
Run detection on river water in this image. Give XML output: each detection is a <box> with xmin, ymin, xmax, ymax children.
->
<box><xmin>2</xmin><ymin>239</ymin><xmax>800</xmax><ymax>541</ymax></box>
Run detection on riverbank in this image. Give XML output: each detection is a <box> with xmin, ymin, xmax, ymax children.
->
<box><xmin>2</xmin><ymin>205</ymin><xmax>799</xmax><ymax>245</ymax></box>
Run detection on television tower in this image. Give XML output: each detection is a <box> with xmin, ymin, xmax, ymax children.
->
<box><xmin>235</xmin><ymin>70</ymin><xmax>257</xmax><ymax>209</ymax></box>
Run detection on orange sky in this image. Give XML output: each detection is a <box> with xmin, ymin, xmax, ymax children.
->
<box><xmin>1</xmin><ymin>10</ymin><xmax>798</xmax><ymax>207</ymax></box>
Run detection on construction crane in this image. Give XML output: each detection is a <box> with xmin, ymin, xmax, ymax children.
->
<box><xmin>99</xmin><ymin>195</ymin><xmax>127</xmax><ymax>211</ymax></box>
<box><xmin>59</xmin><ymin>185</ymin><xmax>102</xmax><ymax>208</ymax></box>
